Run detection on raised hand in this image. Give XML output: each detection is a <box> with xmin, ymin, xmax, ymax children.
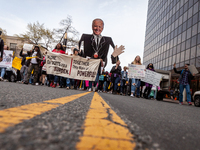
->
<box><xmin>112</xmin><ymin>45</ymin><xmax>125</xmax><ymax>57</ymax></box>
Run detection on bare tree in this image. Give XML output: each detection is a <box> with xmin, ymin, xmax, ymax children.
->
<box><xmin>54</xmin><ymin>16</ymin><xmax>79</xmax><ymax>49</ymax></box>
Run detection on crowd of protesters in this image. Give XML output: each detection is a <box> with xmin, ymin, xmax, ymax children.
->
<box><xmin>0</xmin><ymin>18</ymin><xmax>196</xmax><ymax>104</ymax></box>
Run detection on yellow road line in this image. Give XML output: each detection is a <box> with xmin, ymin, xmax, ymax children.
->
<box><xmin>0</xmin><ymin>92</ymin><xmax>90</xmax><ymax>133</ymax></box>
<box><xmin>76</xmin><ymin>92</ymin><xmax>136</xmax><ymax>150</ymax></box>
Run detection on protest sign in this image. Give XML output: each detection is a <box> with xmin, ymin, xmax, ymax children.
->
<box><xmin>46</xmin><ymin>51</ymin><xmax>100</xmax><ymax>81</ymax></box>
<box><xmin>0</xmin><ymin>50</ymin><xmax>13</xmax><ymax>68</ymax></box>
<box><xmin>23</xmin><ymin>44</ymin><xmax>33</xmax><ymax>51</ymax></box>
<box><xmin>141</xmin><ymin>69</ymin><xmax>162</xmax><ymax>86</ymax></box>
<box><xmin>128</xmin><ymin>64</ymin><xmax>145</xmax><ymax>79</ymax></box>
<box><xmin>12</xmin><ymin>57</ymin><xmax>22</xmax><ymax>70</ymax></box>
<box><xmin>188</xmin><ymin>65</ymin><xmax>198</xmax><ymax>74</ymax></box>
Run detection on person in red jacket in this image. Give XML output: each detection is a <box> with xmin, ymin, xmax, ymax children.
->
<box><xmin>50</xmin><ymin>43</ymin><xmax>66</xmax><ymax>88</ymax></box>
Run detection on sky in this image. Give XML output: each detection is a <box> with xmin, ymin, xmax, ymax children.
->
<box><xmin>0</xmin><ymin>0</ymin><xmax>149</xmax><ymax>71</ymax></box>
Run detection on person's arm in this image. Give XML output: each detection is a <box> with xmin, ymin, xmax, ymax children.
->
<box><xmin>78</xmin><ymin>34</ymin><xmax>84</xmax><ymax>57</ymax></box>
<box><xmin>110</xmin><ymin>38</ymin><xmax>119</xmax><ymax>64</ymax></box>
<box><xmin>110</xmin><ymin>66</ymin><xmax>115</xmax><ymax>73</ymax></box>
<box><xmin>19</xmin><ymin>49</ymin><xmax>23</xmax><ymax>57</ymax></box>
<box><xmin>173</xmin><ymin>63</ymin><xmax>182</xmax><ymax>74</ymax></box>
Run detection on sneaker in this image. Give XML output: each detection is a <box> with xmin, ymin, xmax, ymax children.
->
<box><xmin>130</xmin><ymin>94</ymin><xmax>134</xmax><ymax>97</ymax></box>
<box><xmin>35</xmin><ymin>83</ymin><xmax>39</xmax><ymax>86</ymax></box>
<box><xmin>120</xmin><ymin>92</ymin><xmax>123</xmax><ymax>95</ymax></box>
<box><xmin>66</xmin><ymin>87</ymin><xmax>69</xmax><ymax>90</ymax></box>
<box><xmin>50</xmin><ymin>82</ymin><xmax>53</xmax><ymax>87</ymax></box>
<box><xmin>179</xmin><ymin>102</ymin><xmax>183</xmax><ymax>105</ymax></box>
<box><xmin>52</xmin><ymin>84</ymin><xmax>56</xmax><ymax>88</ymax></box>
<box><xmin>188</xmin><ymin>102</ymin><xmax>192</xmax><ymax>105</ymax></box>
<box><xmin>93</xmin><ymin>87</ymin><xmax>95</xmax><ymax>92</ymax></box>
<box><xmin>0</xmin><ymin>77</ymin><xmax>3</xmax><ymax>81</ymax></box>
<box><xmin>88</xmin><ymin>88</ymin><xmax>91</xmax><ymax>91</ymax></box>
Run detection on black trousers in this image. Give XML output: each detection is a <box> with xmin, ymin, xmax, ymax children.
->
<box><xmin>144</xmin><ymin>86</ymin><xmax>152</xmax><ymax>99</ymax></box>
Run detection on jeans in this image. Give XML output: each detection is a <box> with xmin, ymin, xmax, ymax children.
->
<box><xmin>89</xmin><ymin>73</ymin><xmax>99</xmax><ymax>88</ymax></box>
<box><xmin>54</xmin><ymin>75</ymin><xmax>59</xmax><ymax>84</ymax></box>
<box><xmin>103</xmin><ymin>81</ymin><xmax>107</xmax><ymax>91</ymax></box>
<box><xmin>179</xmin><ymin>84</ymin><xmax>191</xmax><ymax>103</ymax></box>
<box><xmin>59</xmin><ymin>77</ymin><xmax>71</xmax><ymax>87</ymax></box>
<box><xmin>0</xmin><ymin>67</ymin><xmax>6</xmax><ymax>78</ymax></box>
<box><xmin>113</xmin><ymin>76</ymin><xmax>120</xmax><ymax>91</ymax></box>
<box><xmin>120</xmin><ymin>79</ymin><xmax>127</xmax><ymax>94</ymax></box>
<box><xmin>20</xmin><ymin>65</ymin><xmax>28</xmax><ymax>82</ymax></box>
<box><xmin>131</xmin><ymin>79</ymin><xmax>141</xmax><ymax>96</ymax></box>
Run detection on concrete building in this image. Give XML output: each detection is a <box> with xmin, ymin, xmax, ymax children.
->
<box><xmin>143</xmin><ymin>0</ymin><xmax>200</xmax><ymax>95</ymax></box>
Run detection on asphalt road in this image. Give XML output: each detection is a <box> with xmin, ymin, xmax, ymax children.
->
<box><xmin>0</xmin><ymin>81</ymin><xmax>200</xmax><ymax>150</ymax></box>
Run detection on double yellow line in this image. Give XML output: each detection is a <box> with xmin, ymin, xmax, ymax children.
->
<box><xmin>0</xmin><ymin>92</ymin><xmax>136</xmax><ymax>149</ymax></box>
<box><xmin>0</xmin><ymin>92</ymin><xmax>90</xmax><ymax>133</ymax></box>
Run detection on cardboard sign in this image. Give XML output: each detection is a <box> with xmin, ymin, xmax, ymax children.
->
<box><xmin>128</xmin><ymin>64</ymin><xmax>145</xmax><ymax>79</ymax></box>
<box><xmin>0</xmin><ymin>50</ymin><xmax>13</xmax><ymax>68</ymax></box>
<box><xmin>23</xmin><ymin>44</ymin><xmax>33</xmax><ymax>51</ymax></box>
<box><xmin>141</xmin><ymin>69</ymin><xmax>162</xmax><ymax>86</ymax></box>
<box><xmin>12</xmin><ymin>57</ymin><xmax>22</xmax><ymax>70</ymax></box>
<box><xmin>188</xmin><ymin>65</ymin><xmax>198</xmax><ymax>75</ymax></box>
<box><xmin>46</xmin><ymin>51</ymin><xmax>100</xmax><ymax>81</ymax></box>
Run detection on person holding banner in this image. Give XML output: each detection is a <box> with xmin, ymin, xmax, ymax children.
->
<box><xmin>130</xmin><ymin>55</ymin><xmax>142</xmax><ymax>98</ymax></box>
<box><xmin>24</xmin><ymin>45</ymin><xmax>43</xmax><ymax>85</ymax></box>
<box><xmin>50</xmin><ymin>43</ymin><xmax>66</xmax><ymax>88</ymax></box>
<box><xmin>110</xmin><ymin>60</ymin><xmax>122</xmax><ymax>94</ymax></box>
<box><xmin>143</xmin><ymin>63</ymin><xmax>155</xmax><ymax>99</ymax></box>
<box><xmin>173</xmin><ymin>63</ymin><xmax>195</xmax><ymax>105</ymax></box>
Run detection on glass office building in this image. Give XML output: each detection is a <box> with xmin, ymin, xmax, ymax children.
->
<box><xmin>143</xmin><ymin>0</ymin><xmax>200</xmax><ymax>71</ymax></box>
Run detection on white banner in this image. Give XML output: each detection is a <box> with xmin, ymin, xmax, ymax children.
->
<box><xmin>46</xmin><ymin>51</ymin><xmax>100</xmax><ymax>81</ymax></box>
<box><xmin>128</xmin><ymin>64</ymin><xmax>145</xmax><ymax>79</ymax></box>
<box><xmin>141</xmin><ymin>69</ymin><xmax>162</xmax><ymax>86</ymax></box>
<box><xmin>0</xmin><ymin>50</ymin><xmax>13</xmax><ymax>68</ymax></box>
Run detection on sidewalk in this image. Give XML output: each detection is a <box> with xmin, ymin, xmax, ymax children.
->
<box><xmin>163</xmin><ymin>98</ymin><xmax>194</xmax><ymax>105</ymax></box>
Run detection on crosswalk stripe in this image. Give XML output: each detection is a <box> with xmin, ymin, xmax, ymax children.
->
<box><xmin>76</xmin><ymin>92</ymin><xmax>136</xmax><ymax>150</ymax></box>
<box><xmin>0</xmin><ymin>92</ymin><xmax>90</xmax><ymax>133</ymax></box>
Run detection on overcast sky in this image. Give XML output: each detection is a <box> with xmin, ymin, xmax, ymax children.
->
<box><xmin>0</xmin><ymin>0</ymin><xmax>148</xmax><ymax>71</ymax></box>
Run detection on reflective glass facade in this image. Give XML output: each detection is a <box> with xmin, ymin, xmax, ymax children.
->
<box><xmin>143</xmin><ymin>0</ymin><xmax>200</xmax><ymax>70</ymax></box>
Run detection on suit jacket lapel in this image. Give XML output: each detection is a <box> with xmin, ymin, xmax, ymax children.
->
<box><xmin>98</xmin><ymin>37</ymin><xmax>105</xmax><ymax>51</ymax></box>
<box><xmin>91</xmin><ymin>35</ymin><xmax>97</xmax><ymax>52</ymax></box>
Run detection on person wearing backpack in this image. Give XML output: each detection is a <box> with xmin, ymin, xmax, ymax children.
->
<box><xmin>173</xmin><ymin>63</ymin><xmax>195</xmax><ymax>105</ymax></box>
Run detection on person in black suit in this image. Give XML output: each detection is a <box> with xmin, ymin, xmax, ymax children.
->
<box><xmin>78</xmin><ymin>18</ymin><xmax>124</xmax><ymax>67</ymax></box>
<box><xmin>78</xmin><ymin>18</ymin><xmax>124</xmax><ymax>91</ymax></box>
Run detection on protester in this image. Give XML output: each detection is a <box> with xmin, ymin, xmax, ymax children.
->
<box><xmin>0</xmin><ymin>45</ymin><xmax>9</xmax><ymax>81</ymax></box>
<box><xmin>40</xmin><ymin>55</ymin><xmax>47</xmax><ymax>85</ymax></box>
<box><xmin>143</xmin><ymin>63</ymin><xmax>155</xmax><ymax>99</ymax></box>
<box><xmin>50</xmin><ymin>43</ymin><xmax>65</xmax><ymax>88</ymax></box>
<box><xmin>120</xmin><ymin>66</ymin><xmax>128</xmax><ymax>95</ymax></box>
<box><xmin>24</xmin><ymin>45</ymin><xmax>43</xmax><ymax>85</ymax></box>
<box><xmin>19</xmin><ymin>48</ymin><xmax>31</xmax><ymax>83</ymax></box>
<box><xmin>110</xmin><ymin>60</ymin><xmax>121</xmax><ymax>94</ymax></box>
<box><xmin>173</xmin><ymin>63</ymin><xmax>195</xmax><ymax>105</ymax></box>
<box><xmin>130</xmin><ymin>55</ymin><xmax>142</xmax><ymax>98</ymax></box>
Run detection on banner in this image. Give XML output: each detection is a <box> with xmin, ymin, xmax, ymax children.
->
<box><xmin>12</xmin><ymin>57</ymin><xmax>22</xmax><ymax>70</ymax></box>
<box><xmin>46</xmin><ymin>51</ymin><xmax>100</xmax><ymax>81</ymax></box>
<box><xmin>128</xmin><ymin>64</ymin><xmax>145</xmax><ymax>79</ymax></box>
<box><xmin>141</xmin><ymin>69</ymin><xmax>162</xmax><ymax>86</ymax></box>
<box><xmin>0</xmin><ymin>50</ymin><xmax>13</xmax><ymax>68</ymax></box>
<box><xmin>188</xmin><ymin>65</ymin><xmax>199</xmax><ymax>74</ymax></box>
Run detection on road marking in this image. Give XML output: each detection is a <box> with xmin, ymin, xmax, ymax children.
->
<box><xmin>76</xmin><ymin>92</ymin><xmax>136</xmax><ymax>150</ymax></box>
<box><xmin>0</xmin><ymin>92</ymin><xmax>90</xmax><ymax>133</ymax></box>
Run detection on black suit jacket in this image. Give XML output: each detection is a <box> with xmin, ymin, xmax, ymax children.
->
<box><xmin>78</xmin><ymin>34</ymin><xmax>118</xmax><ymax>67</ymax></box>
